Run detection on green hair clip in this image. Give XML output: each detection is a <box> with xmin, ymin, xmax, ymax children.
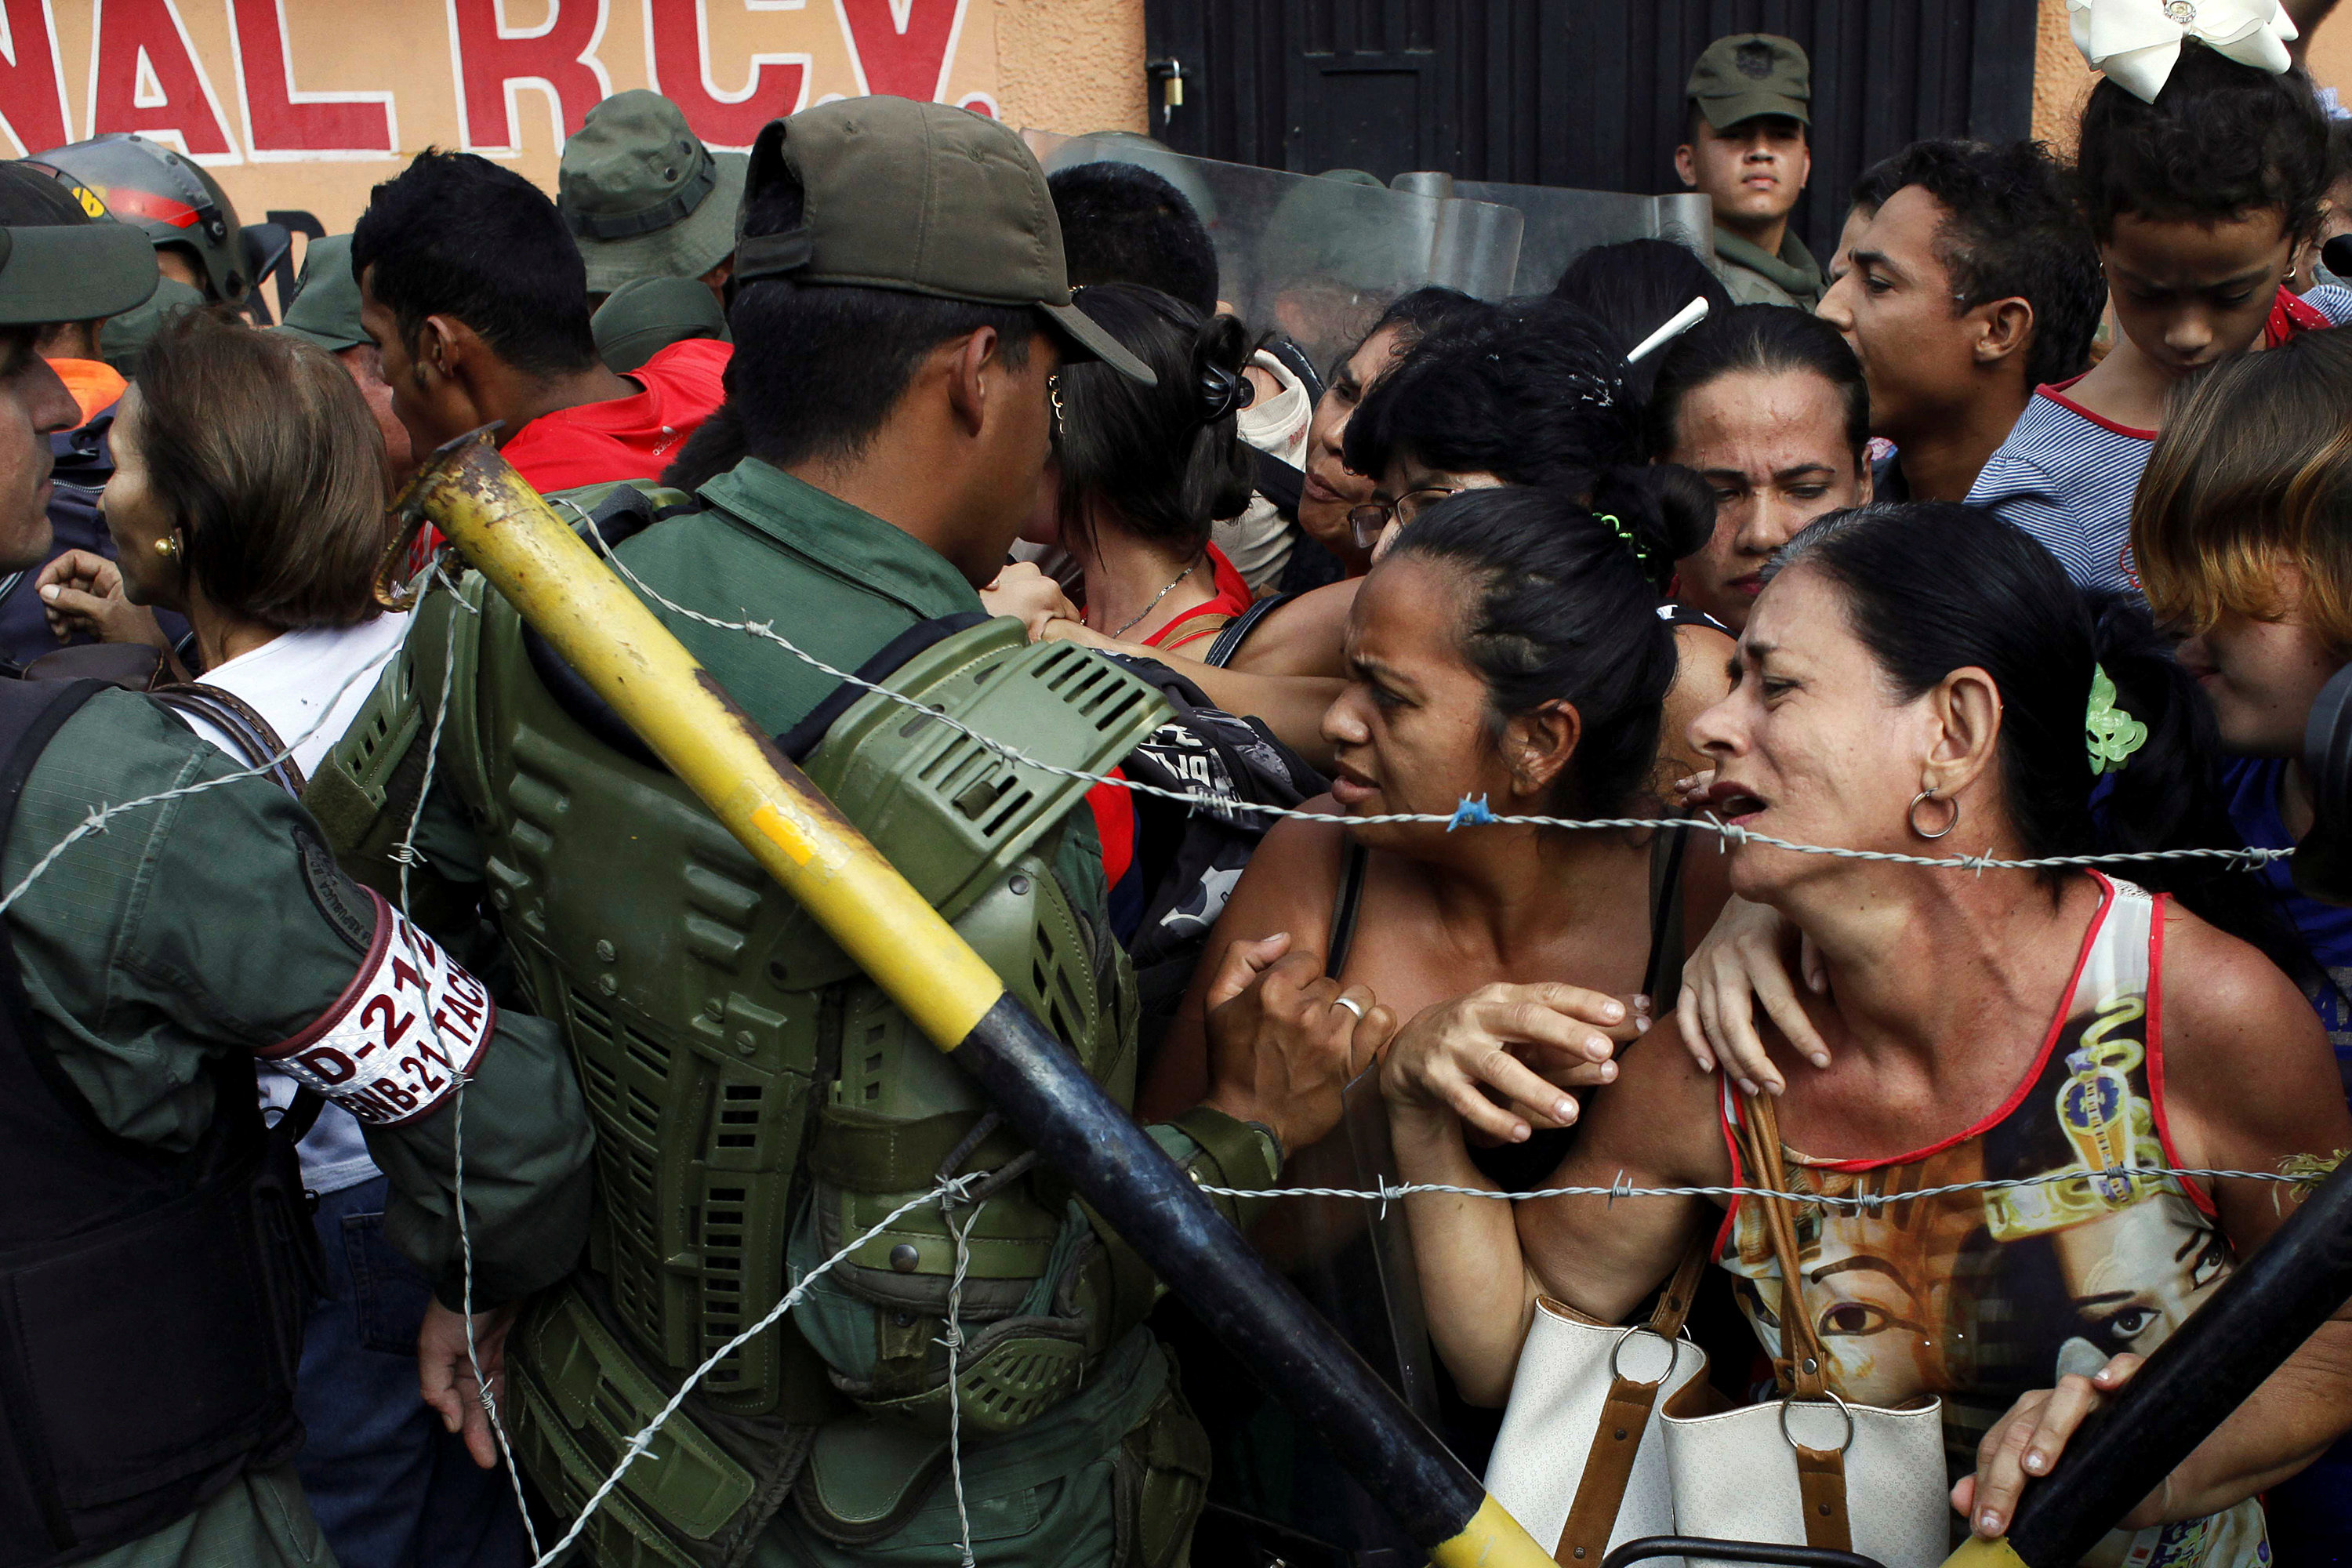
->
<box><xmin>2086</xmin><ymin>663</ymin><xmax>2148</xmax><ymax>776</ymax></box>
<box><xmin>1597</xmin><ymin>512</ymin><xmax>1647</xmax><ymax>565</ymax></box>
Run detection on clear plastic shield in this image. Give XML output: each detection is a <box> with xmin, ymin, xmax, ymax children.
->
<box><xmin>1439</xmin><ymin>178</ymin><xmax>1715</xmax><ymax>297</ymax></box>
<box><xmin>1025</xmin><ymin>131</ymin><xmax>1523</xmax><ymax>376</ymax></box>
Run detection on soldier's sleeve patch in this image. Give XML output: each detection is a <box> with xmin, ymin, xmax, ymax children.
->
<box><xmin>259</xmin><ymin>887</ymin><xmax>495</xmax><ymax>1125</ymax></box>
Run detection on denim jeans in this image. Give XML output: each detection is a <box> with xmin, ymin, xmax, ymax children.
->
<box><xmin>293</xmin><ymin>1177</ymin><xmax>529</xmax><ymax>1568</ymax></box>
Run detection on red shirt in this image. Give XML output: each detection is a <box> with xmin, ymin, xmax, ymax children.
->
<box><xmin>1140</xmin><ymin>545</ymin><xmax>1252</xmax><ymax>654</ymax></box>
<box><xmin>502</xmin><ymin>336</ymin><xmax>730</xmax><ymax>494</ymax></box>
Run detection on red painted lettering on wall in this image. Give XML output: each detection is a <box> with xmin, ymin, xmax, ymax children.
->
<box><xmin>0</xmin><ymin>1</ymin><xmax>68</xmax><ymax>156</ymax></box>
<box><xmin>645</xmin><ymin>0</ymin><xmax>808</xmax><ymax>151</ymax></box>
<box><xmin>229</xmin><ymin>0</ymin><xmax>395</xmax><ymax>157</ymax></box>
<box><xmin>89</xmin><ymin>0</ymin><xmax>236</xmax><ymax>159</ymax></box>
<box><xmin>448</xmin><ymin>0</ymin><xmax>611</xmax><ymax>154</ymax></box>
<box><xmin>833</xmin><ymin>0</ymin><xmax>966</xmax><ymax>104</ymax></box>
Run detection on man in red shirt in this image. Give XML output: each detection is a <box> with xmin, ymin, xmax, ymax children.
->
<box><xmin>350</xmin><ymin>150</ymin><xmax>728</xmax><ymax>495</ymax></box>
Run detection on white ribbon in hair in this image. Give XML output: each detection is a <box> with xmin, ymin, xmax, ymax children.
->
<box><xmin>2070</xmin><ymin>0</ymin><xmax>2297</xmax><ymax>103</ymax></box>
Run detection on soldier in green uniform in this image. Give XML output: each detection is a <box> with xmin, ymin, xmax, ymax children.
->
<box><xmin>0</xmin><ymin>209</ymin><xmax>594</xmax><ymax>1566</ymax></box>
<box><xmin>310</xmin><ymin>96</ymin><xmax>1377</xmax><ymax>1567</ymax></box>
<box><xmin>1675</xmin><ymin>34</ymin><xmax>1827</xmax><ymax>310</ymax></box>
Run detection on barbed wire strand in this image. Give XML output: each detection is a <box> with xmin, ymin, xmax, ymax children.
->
<box><xmin>527</xmin><ymin>1176</ymin><xmax>985</xmax><ymax>1568</ymax></box>
<box><xmin>941</xmin><ymin>1188</ymin><xmax>982</xmax><ymax>1568</ymax></box>
<box><xmin>389</xmin><ymin>568</ymin><xmax>548</xmax><ymax>1563</ymax></box>
<box><xmin>560</xmin><ymin>509</ymin><xmax>2290</xmax><ymax>880</ymax></box>
<box><xmin>1198</xmin><ymin>1166</ymin><xmax>2303</xmax><ymax>1213</ymax></box>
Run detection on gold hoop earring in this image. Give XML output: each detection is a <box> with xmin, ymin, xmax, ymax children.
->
<box><xmin>152</xmin><ymin>536</ymin><xmax>178</xmax><ymax>560</ymax></box>
<box><xmin>1908</xmin><ymin>789</ymin><xmax>1958</xmax><ymax>840</ymax></box>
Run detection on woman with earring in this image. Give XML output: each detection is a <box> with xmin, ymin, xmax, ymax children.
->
<box><xmin>1384</xmin><ymin>502</ymin><xmax>2352</xmax><ymax>1563</ymax></box>
<box><xmin>28</xmin><ymin>310</ymin><xmax>524</xmax><ymax>1568</ymax></box>
<box><xmin>34</xmin><ymin>309</ymin><xmax>406</xmax><ymax>776</ymax></box>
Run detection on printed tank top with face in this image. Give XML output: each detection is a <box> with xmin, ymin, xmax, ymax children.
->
<box><xmin>1713</xmin><ymin>876</ymin><xmax>2270</xmax><ymax>1567</ymax></box>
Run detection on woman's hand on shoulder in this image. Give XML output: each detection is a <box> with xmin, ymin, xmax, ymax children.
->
<box><xmin>35</xmin><ymin>550</ymin><xmax>169</xmax><ymax>649</ymax></box>
<box><xmin>1674</xmin><ymin>894</ymin><xmax>1831</xmax><ymax>1095</ymax></box>
<box><xmin>1381</xmin><ymin>982</ymin><xmax>1648</xmax><ymax>1145</ymax></box>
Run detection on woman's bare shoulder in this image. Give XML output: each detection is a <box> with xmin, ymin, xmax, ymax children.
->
<box><xmin>1225</xmin><ymin>580</ymin><xmax>1360</xmax><ymax>678</ymax></box>
<box><xmin>1220</xmin><ymin>798</ymin><xmax>1356</xmax><ymax>941</ymax></box>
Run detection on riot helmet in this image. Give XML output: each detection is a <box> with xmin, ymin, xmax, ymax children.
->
<box><xmin>28</xmin><ymin>133</ymin><xmax>263</xmax><ymax>303</ymax></box>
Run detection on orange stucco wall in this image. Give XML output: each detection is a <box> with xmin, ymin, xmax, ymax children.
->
<box><xmin>2034</xmin><ymin>0</ymin><xmax>2352</xmax><ymax>149</ymax></box>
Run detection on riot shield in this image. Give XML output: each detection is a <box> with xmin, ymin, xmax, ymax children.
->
<box><xmin>1395</xmin><ymin>172</ymin><xmax>1715</xmax><ymax>297</ymax></box>
<box><xmin>1025</xmin><ymin>131</ymin><xmax>1523</xmax><ymax>376</ymax></box>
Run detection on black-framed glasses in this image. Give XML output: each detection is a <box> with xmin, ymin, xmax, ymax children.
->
<box><xmin>1347</xmin><ymin>485</ymin><xmax>1462</xmax><ymax>550</ymax></box>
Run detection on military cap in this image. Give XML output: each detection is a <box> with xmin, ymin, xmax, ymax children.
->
<box><xmin>100</xmin><ymin>276</ymin><xmax>203</xmax><ymax>373</ymax></box>
<box><xmin>1687</xmin><ymin>34</ymin><xmax>1812</xmax><ymax>130</ymax></box>
<box><xmin>730</xmin><ymin>96</ymin><xmax>1155</xmax><ymax>384</ymax></box>
<box><xmin>0</xmin><ymin>200</ymin><xmax>158</xmax><ymax>327</ymax></box>
<box><xmin>560</xmin><ymin>91</ymin><xmax>746</xmax><ymax>296</ymax></box>
<box><xmin>269</xmin><ymin>234</ymin><xmax>367</xmax><ymax>353</ymax></box>
<box><xmin>593</xmin><ymin>274</ymin><xmax>729</xmax><ymax>372</ymax></box>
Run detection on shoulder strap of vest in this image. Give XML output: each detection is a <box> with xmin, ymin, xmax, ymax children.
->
<box><xmin>518</xmin><ymin>609</ymin><xmax>993</xmax><ymax>773</ymax></box>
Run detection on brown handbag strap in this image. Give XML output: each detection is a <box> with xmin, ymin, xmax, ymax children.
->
<box><xmin>1738</xmin><ymin>1091</ymin><xmax>1851</xmax><ymax>1553</ymax></box>
<box><xmin>1551</xmin><ymin>1235</ymin><xmax>1710</xmax><ymax>1565</ymax></box>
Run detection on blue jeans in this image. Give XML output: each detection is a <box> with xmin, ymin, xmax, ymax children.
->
<box><xmin>293</xmin><ymin>1177</ymin><xmax>529</xmax><ymax>1568</ymax></box>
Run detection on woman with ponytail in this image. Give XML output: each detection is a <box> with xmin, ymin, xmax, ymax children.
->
<box><xmin>1005</xmin><ymin>281</ymin><xmax>1259</xmax><ymax>653</ymax></box>
<box><xmin>1452</xmin><ymin>502</ymin><xmax>2352</xmax><ymax>1562</ymax></box>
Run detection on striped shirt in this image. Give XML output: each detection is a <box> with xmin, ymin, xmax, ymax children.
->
<box><xmin>1968</xmin><ymin>285</ymin><xmax>2352</xmax><ymax>594</ymax></box>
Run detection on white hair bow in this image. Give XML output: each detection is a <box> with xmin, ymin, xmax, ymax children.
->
<box><xmin>2068</xmin><ymin>0</ymin><xmax>2298</xmax><ymax>103</ymax></box>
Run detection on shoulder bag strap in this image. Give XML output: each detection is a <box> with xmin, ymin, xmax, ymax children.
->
<box><xmin>1739</xmin><ymin>1091</ymin><xmax>1853</xmax><ymax>1552</ymax></box>
<box><xmin>1551</xmin><ymin>1236</ymin><xmax>1711</xmax><ymax>1565</ymax></box>
<box><xmin>149</xmin><ymin>682</ymin><xmax>307</xmax><ymax>797</ymax></box>
<box><xmin>1200</xmin><ymin>592</ymin><xmax>1290</xmax><ymax>669</ymax></box>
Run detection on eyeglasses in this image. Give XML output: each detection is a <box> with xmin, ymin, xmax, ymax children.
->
<box><xmin>1347</xmin><ymin>485</ymin><xmax>1462</xmax><ymax>551</ymax></box>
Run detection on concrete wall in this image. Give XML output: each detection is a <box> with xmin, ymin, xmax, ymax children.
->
<box><xmin>994</xmin><ymin>0</ymin><xmax>1147</xmax><ymax>140</ymax></box>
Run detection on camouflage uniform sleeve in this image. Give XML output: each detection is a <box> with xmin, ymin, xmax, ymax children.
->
<box><xmin>9</xmin><ymin>690</ymin><xmax>592</xmax><ymax>1308</ymax></box>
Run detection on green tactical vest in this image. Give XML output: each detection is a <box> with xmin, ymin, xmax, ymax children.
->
<box><xmin>324</xmin><ymin>537</ymin><xmax>1167</xmax><ymax>1565</ymax></box>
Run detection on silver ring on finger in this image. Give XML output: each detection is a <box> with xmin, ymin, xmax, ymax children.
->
<box><xmin>1333</xmin><ymin>995</ymin><xmax>1367</xmax><ymax>1021</ymax></box>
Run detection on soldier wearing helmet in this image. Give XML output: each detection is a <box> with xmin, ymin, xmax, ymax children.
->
<box><xmin>28</xmin><ymin>133</ymin><xmax>287</xmax><ymax>308</ymax></box>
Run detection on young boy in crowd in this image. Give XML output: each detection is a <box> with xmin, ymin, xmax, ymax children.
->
<box><xmin>1675</xmin><ymin>33</ymin><xmax>1824</xmax><ymax>309</ymax></box>
<box><xmin>1969</xmin><ymin>33</ymin><xmax>2348</xmax><ymax>593</ymax></box>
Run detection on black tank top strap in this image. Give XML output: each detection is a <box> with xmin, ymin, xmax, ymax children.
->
<box><xmin>1323</xmin><ymin>837</ymin><xmax>1369</xmax><ymax>979</ymax></box>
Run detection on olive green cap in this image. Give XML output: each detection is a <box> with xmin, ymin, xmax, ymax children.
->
<box><xmin>1687</xmin><ymin>34</ymin><xmax>1811</xmax><ymax>130</ymax></box>
<box><xmin>269</xmin><ymin>233</ymin><xmax>366</xmax><ymax>352</ymax></box>
<box><xmin>99</xmin><ymin>275</ymin><xmax>201</xmax><ymax>372</ymax></box>
<box><xmin>593</xmin><ymin>274</ymin><xmax>729</xmax><ymax>372</ymax></box>
<box><xmin>559</xmin><ymin>90</ymin><xmax>746</xmax><ymax>296</ymax></box>
<box><xmin>0</xmin><ymin>221</ymin><xmax>157</xmax><ymax>325</ymax></box>
<box><xmin>731</xmin><ymin>96</ymin><xmax>1155</xmax><ymax>385</ymax></box>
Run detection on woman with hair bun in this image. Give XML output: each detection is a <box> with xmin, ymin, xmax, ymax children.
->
<box><xmin>1417</xmin><ymin>501</ymin><xmax>2352</xmax><ymax>1562</ymax></box>
<box><xmin>995</xmin><ymin>281</ymin><xmax>1258</xmax><ymax>654</ymax></box>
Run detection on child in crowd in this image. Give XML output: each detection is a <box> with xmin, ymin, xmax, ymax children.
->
<box><xmin>1969</xmin><ymin>35</ymin><xmax>2346</xmax><ymax>593</ymax></box>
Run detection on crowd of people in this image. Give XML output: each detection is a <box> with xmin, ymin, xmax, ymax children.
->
<box><xmin>5</xmin><ymin>5</ymin><xmax>2352</xmax><ymax>1568</ymax></box>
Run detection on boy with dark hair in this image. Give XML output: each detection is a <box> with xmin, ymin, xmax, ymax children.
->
<box><xmin>351</xmin><ymin>148</ymin><xmax>727</xmax><ymax>494</ymax></box>
<box><xmin>1048</xmin><ymin>160</ymin><xmax>1218</xmax><ymax>315</ymax></box>
<box><xmin>1675</xmin><ymin>33</ymin><xmax>1824</xmax><ymax>308</ymax></box>
<box><xmin>1817</xmin><ymin>137</ymin><xmax>2103</xmax><ymax>505</ymax></box>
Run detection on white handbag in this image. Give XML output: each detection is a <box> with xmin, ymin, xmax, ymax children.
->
<box><xmin>1657</xmin><ymin>1092</ymin><xmax>1949</xmax><ymax>1568</ymax></box>
<box><xmin>1484</xmin><ymin>1091</ymin><xmax>1951</xmax><ymax>1568</ymax></box>
<box><xmin>1485</xmin><ymin>1244</ymin><xmax>1713</xmax><ymax>1566</ymax></box>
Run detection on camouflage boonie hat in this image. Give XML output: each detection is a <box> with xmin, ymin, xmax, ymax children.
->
<box><xmin>560</xmin><ymin>91</ymin><xmax>747</xmax><ymax>296</ymax></box>
<box><xmin>593</xmin><ymin>274</ymin><xmax>728</xmax><ymax>372</ymax></box>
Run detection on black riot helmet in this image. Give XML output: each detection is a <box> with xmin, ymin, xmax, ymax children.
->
<box><xmin>27</xmin><ymin>133</ymin><xmax>280</xmax><ymax>305</ymax></box>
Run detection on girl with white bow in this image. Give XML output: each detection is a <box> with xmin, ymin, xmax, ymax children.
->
<box><xmin>1962</xmin><ymin>0</ymin><xmax>2348</xmax><ymax>597</ymax></box>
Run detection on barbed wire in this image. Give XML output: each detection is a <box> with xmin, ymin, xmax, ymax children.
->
<box><xmin>561</xmin><ymin>510</ymin><xmax>2294</xmax><ymax>880</ymax></box>
<box><xmin>1199</xmin><ymin>1165</ymin><xmax>2306</xmax><ymax>1216</ymax></box>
